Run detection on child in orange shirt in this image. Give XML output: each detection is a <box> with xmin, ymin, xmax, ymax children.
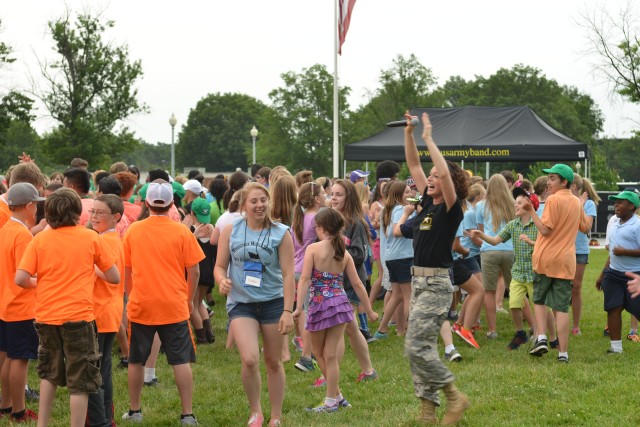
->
<box><xmin>0</xmin><ymin>183</ymin><xmax>44</xmax><ymax>423</ymax></box>
<box><xmin>122</xmin><ymin>179</ymin><xmax>204</xmax><ymax>425</ymax></box>
<box><xmin>523</xmin><ymin>164</ymin><xmax>590</xmax><ymax>363</ymax></box>
<box><xmin>87</xmin><ymin>194</ymin><xmax>126</xmax><ymax>427</ymax></box>
<box><xmin>15</xmin><ymin>188</ymin><xmax>119</xmax><ymax>427</ymax></box>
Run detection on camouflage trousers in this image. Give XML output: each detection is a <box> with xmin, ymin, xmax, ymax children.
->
<box><xmin>404</xmin><ymin>273</ymin><xmax>455</xmax><ymax>405</ymax></box>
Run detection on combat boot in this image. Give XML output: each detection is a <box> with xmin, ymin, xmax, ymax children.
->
<box><xmin>442</xmin><ymin>383</ymin><xmax>469</xmax><ymax>425</ymax></box>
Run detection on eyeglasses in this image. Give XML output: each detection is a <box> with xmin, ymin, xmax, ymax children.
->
<box><xmin>88</xmin><ymin>209</ymin><xmax>112</xmax><ymax>217</ymax></box>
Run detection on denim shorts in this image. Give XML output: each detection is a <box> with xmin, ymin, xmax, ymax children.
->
<box><xmin>228</xmin><ymin>297</ymin><xmax>284</xmax><ymax>325</ymax></box>
<box><xmin>576</xmin><ymin>253</ymin><xmax>589</xmax><ymax>265</ymax></box>
<box><xmin>386</xmin><ymin>257</ymin><xmax>414</xmax><ymax>283</ymax></box>
<box><xmin>345</xmin><ymin>287</ymin><xmax>360</xmax><ymax>307</ymax></box>
<box><xmin>460</xmin><ymin>255</ymin><xmax>481</xmax><ymax>274</ymax></box>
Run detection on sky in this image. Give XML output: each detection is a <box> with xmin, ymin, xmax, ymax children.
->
<box><xmin>2</xmin><ymin>0</ymin><xmax>640</xmax><ymax>147</ymax></box>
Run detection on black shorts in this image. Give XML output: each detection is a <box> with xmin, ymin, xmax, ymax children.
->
<box><xmin>129</xmin><ymin>320</ymin><xmax>196</xmax><ymax>366</ymax></box>
<box><xmin>386</xmin><ymin>258</ymin><xmax>413</xmax><ymax>283</ymax></box>
<box><xmin>602</xmin><ymin>269</ymin><xmax>640</xmax><ymax>318</ymax></box>
<box><xmin>0</xmin><ymin>319</ymin><xmax>38</xmax><ymax>360</ymax></box>
<box><xmin>452</xmin><ymin>260</ymin><xmax>472</xmax><ymax>287</ymax></box>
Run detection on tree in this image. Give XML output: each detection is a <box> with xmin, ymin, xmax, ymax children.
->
<box><xmin>259</xmin><ymin>64</ymin><xmax>350</xmax><ymax>176</ymax></box>
<box><xmin>0</xmin><ymin>92</ymin><xmax>41</xmax><ymax>171</ymax></box>
<box><xmin>121</xmin><ymin>141</ymin><xmax>171</xmax><ymax>172</ymax></box>
<box><xmin>581</xmin><ymin>4</ymin><xmax>640</xmax><ymax>104</ymax></box>
<box><xmin>177</xmin><ymin>93</ymin><xmax>268</xmax><ymax>172</ymax></box>
<box><xmin>36</xmin><ymin>11</ymin><xmax>145</xmax><ymax>166</ymax></box>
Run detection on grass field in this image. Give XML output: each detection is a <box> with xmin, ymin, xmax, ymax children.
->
<box><xmin>26</xmin><ymin>249</ymin><xmax>640</xmax><ymax>426</ymax></box>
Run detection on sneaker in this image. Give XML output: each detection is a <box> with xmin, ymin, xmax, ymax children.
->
<box><xmin>507</xmin><ymin>331</ymin><xmax>528</xmax><ymax>350</ymax></box>
<box><xmin>557</xmin><ymin>355</ymin><xmax>569</xmax><ymax>363</ymax></box>
<box><xmin>359</xmin><ymin>328</ymin><xmax>377</xmax><ymax>343</ymax></box>
<box><xmin>445</xmin><ymin>350</ymin><xmax>462</xmax><ymax>362</ymax></box>
<box><xmin>486</xmin><ymin>331</ymin><xmax>498</xmax><ymax>340</ymax></box>
<box><xmin>456</xmin><ymin>326</ymin><xmax>480</xmax><ymax>349</ymax></box>
<box><xmin>312</xmin><ymin>377</ymin><xmax>327</xmax><ymax>387</ymax></box>
<box><xmin>247</xmin><ymin>413</ymin><xmax>264</xmax><ymax>427</ymax></box>
<box><xmin>628</xmin><ymin>333</ymin><xmax>640</xmax><ymax>342</ymax></box>
<box><xmin>25</xmin><ymin>386</ymin><xmax>39</xmax><ymax>402</ymax></box>
<box><xmin>292</xmin><ymin>336</ymin><xmax>303</xmax><ymax>352</ymax></box>
<box><xmin>603</xmin><ymin>326</ymin><xmax>609</xmax><ymax>337</ymax></box>
<box><xmin>122</xmin><ymin>410</ymin><xmax>143</xmax><ymax>423</ymax></box>
<box><xmin>549</xmin><ymin>339</ymin><xmax>559</xmax><ymax>349</ymax></box>
<box><xmin>447</xmin><ymin>310</ymin><xmax>459</xmax><ymax>322</ymax></box>
<box><xmin>472</xmin><ymin>322</ymin><xmax>481</xmax><ymax>333</ymax></box>
<box><xmin>451</xmin><ymin>322</ymin><xmax>462</xmax><ymax>334</ymax></box>
<box><xmin>529</xmin><ymin>338</ymin><xmax>548</xmax><ymax>356</ymax></box>
<box><xmin>571</xmin><ymin>327</ymin><xmax>581</xmax><ymax>336</ymax></box>
<box><xmin>294</xmin><ymin>356</ymin><xmax>315</xmax><ymax>373</ymax></box>
<box><xmin>119</xmin><ymin>356</ymin><xmax>129</xmax><ymax>369</ymax></box>
<box><xmin>373</xmin><ymin>330</ymin><xmax>388</xmax><ymax>340</ymax></box>
<box><xmin>143</xmin><ymin>377</ymin><xmax>159</xmax><ymax>387</ymax></box>
<box><xmin>606</xmin><ymin>349</ymin><xmax>623</xmax><ymax>355</ymax></box>
<box><xmin>496</xmin><ymin>306</ymin><xmax>508</xmax><ymax>314</ymax></box>
<box><xmin>10</xmin><ymin>409</ymin><xmax>38</xmax><ymax>423</ymax></box>
<box><xmin>269</xmin><ymin>420</ymin><xmax>282</xmax><ymax>427</ymax></box>
<box><xmin>356</xmin><ymin>369</ymin><xmax>378</xmax><ymax>382</ymax></box>
<box><xmin>306</xmin><ymin>402</ymin><xmax>339</xmax><ymax>413</ymax></box>
<box><xmin>338</xmin><ymin>398</ymin><xmax>352</xmax><ymax>408</ymax></box>
<box><xmin>180</xmin><ymin>414</ymin><xmax>198</xmax><ymax>425</ymax></box>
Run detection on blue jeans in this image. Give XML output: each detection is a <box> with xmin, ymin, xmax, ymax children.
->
<box><xmin>87</xmin><ymin>332</ymin><xmax>115</xmax><ymax>427</ymax></box>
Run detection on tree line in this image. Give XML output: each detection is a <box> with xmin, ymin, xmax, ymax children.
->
<box><xmin>1</xmin><ymin>8</ymin><xmax>639</xmax><ymax>189</ymax></box>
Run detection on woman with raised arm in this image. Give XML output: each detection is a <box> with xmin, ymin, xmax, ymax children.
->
<box><xmin>403</xmin><ymin>112</ymin><xmax>470</xmax><ymax>426</ymax></box>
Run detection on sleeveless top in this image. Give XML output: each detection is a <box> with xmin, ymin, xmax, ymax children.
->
<box><xmin>309</xmin><ymin>269</ymin><xmax>347</xmax><ymax>308</ymax></box>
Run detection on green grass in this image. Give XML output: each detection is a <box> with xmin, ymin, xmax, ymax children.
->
<box><xmin>30</xmin><ymin>250</ymin><xmax>640</xmax><ymax>426</ymax></box>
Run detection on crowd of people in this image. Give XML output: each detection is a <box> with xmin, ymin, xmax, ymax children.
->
<box><xmin>0</xmin><ymin>111</ymin><xmax>640</xmax><ymax>426</ymax></box>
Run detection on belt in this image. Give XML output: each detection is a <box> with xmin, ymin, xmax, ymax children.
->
<box><xmin>411</xmin><ymin>266</ymin><xmax>450</xmax><ymax>277</ymax></box>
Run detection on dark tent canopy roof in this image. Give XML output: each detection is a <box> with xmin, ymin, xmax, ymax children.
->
<box><xmin>344</xmin><ymin>106</ymin><xmax>589</xmax><ymax>162</ymax></box>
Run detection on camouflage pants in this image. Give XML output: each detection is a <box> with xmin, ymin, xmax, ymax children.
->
<box><xmin>404</xmin><ymin>274</ymin><xmax>455</xmax><ymax>405</ymax></box>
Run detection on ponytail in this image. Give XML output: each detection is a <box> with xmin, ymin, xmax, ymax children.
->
<box><xmin>331</xmin><ymin>233</ymin><xmax>346</xmax><ymax>261</ymax></box>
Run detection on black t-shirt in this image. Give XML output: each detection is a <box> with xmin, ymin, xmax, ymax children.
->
<box><xmin>412</xmin><ymin>192</ymin><xmax>463</xmax><ymax>268</ymax></box>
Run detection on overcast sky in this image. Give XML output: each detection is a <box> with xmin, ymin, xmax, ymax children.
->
<box><xmin>2</xmin><ymin>0</ymin><xmax>640</xmax><ymax>147</ymax></box>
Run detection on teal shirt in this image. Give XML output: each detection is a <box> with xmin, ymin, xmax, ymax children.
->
<box><xmin>498</xmin><ymin>218</ymin><xmax>538</xmax><ymax>283</ymax></box>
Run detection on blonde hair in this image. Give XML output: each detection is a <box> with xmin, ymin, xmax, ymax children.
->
<box><xmin>292</xmin><ymin>181</ymin><xmax>321</xmax><ymax>242</ymax></box>
<box><xmin>382</xmin><ymin>181</ymin><xmax>406</xmax><ymax>233</ymax></box>
<box><xmin>354</xmin><ymin>182</ymin><xmax>370</xmax><ymax>205</ymax></box>
<box><xmin>270</xmin><ymin>175</ymin><xmax>297</xmax><ymax>226</ymax></box>
<box><xmin>295</xmin><ymin>170</ymin><xmax>313</xmax><ymax>189</ymax></box>
<box><xmin>269</xmin><ymin>166</ymin><xmax>292</xmax><ymax>187</ymax></box>
<box><xmin>484</xmin><ymin>174</ymin><xmax>514</xmax><ymax>231</ymax></box>
<box><xmin>465</xmin><ymin>183</ymin><xmax>486</xmax><ymax>211</ymax></box>
<box><xmin>239</xmin><ymin>182</ymin><xmax>274</xmax><ymax>228</ymax></box>
<box><xmin>573</xmin><ymin>174</ymin><xmax>601</xmax><ymax>205</ymax></box>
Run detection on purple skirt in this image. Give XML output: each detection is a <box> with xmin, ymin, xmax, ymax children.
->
<box><xmin>306</xmin><ymin>295</ymin><xmax>354</xmax><ymax>332</ymax></box>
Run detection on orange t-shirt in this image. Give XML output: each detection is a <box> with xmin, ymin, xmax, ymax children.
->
<box><xmin>123</xmin><ymin>215</ymin><xmax>204</xmax><ymax>325</ymax></box>
<box><xmin>0</xmin><ymin>219</ymin><xmax>35</xmax><ymax>321</ymax></box>
<box><xmin>18</xmin><ymin>225</ymin><xmax>116</xmax><ymax>325</ymax></box>
<box><xmin>93</xmin><ymin>231</ymin><xmax>125</xmax><ymax>333</ymax></box>
<box><xmin>532</xmin><ymin>189</ymin><xmax>589</xmax><ymax>280</ymax></box>
<box><xmin>0</xmin><ymin>196</ymin><xmax>10</xmax><ymax>228</ymax></box>
<box><xmin>79</xmin><ymin>197</ymin><xmax>94</xmax><ymax>226</ymax></box>
<box><xmin>123</xmin><ymin>202</ymin><xmax>141</xmax><ymax>223</ymax></box>
<box><xmin>115</xmin><ymin>213</ymin><xmax>131</xmax><ymax>238</ymax></box>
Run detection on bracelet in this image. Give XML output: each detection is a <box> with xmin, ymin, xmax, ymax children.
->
<box><xmin>283</xmin><ymin>309</ymin><xmax>293</xmax><ymax>313</ymax></box>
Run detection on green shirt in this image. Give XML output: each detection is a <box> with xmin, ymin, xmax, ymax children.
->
<box><xmin>498</xmin><ymin>218</ymin><xmax>538</xmax><ymax>283</ymax></box>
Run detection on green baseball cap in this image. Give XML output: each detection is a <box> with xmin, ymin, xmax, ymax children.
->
<box><xmin>542</xmin><ymin>164</ymin><xmax>574</xmax><ymax>183</ymax></box>
<box><xmin>191</xmin><ymin>197</ymin><xmax>211</xmax><ymax>224</ymax></box>
<box><xmin>137</xmin><ymin>183</ymin><xmax>149</xmax><ymax>201</ymax></box>
<box><xmin>608</xmin><ymin>190</ymin><xmax>640</xmax><ymax>208</ymax></box>
<box><xmin>171</xmin><ymin>181</ymin><xmax>186</xmax><ymax>199</ymax></box>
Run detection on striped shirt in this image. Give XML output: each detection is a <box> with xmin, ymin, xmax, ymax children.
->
<box><xmin>498</xmin><ymin>218</ymin><xmax>538</xmax><ymax>283</ymax></box>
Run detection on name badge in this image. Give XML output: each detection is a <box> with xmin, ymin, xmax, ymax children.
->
<box><xmin>243</xmin><ymin>261</ymin><xmax>263</xmax><ymax>288</ymax></box>
<box><xmin>420</xmin><ymin>213</ymin><xmax>433</xmax><ymax>231</ymax></box>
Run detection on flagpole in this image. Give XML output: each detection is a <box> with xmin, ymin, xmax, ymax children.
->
<box><xmin>333</xmin><ymin>0</ymin><xmax>340</xmax><ymax>178</ymax></box>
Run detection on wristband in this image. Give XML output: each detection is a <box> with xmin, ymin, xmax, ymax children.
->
<box><xmin>283</xmin><ymin>309</ymin><xmax>293</xmax><ymax>313</ymax></box>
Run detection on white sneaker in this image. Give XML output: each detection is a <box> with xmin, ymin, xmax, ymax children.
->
<box><xmin>122</xmin><ymin>410</ymin><xmax>143</xmax><ymax>423</ymax></box>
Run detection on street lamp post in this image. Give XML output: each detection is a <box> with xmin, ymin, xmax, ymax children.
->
<box><xmin>169</xmin><ymin>113</ymin><xmax>177</xmax><ymax>178</ymax></box>
<box><xmin>250</xmin><ymin>125</ymin><xmax>258</xmax><ymax>166</ymax></box>
<box><xmin>575</xmin><ymin>161</ymin><xmax>581</xmax><ymax>176</ymax></box>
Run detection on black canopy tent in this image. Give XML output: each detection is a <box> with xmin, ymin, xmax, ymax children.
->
<box><xmin>344</xmin><ymin>106</ymin><xmax>589</xmax><ymax>163</ymax></box>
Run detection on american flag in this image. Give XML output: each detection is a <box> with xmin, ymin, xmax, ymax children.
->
<box><xmin>338</xmin><ymin>0</ymin><xmax>357</xmax><ymax>55</ymax></box>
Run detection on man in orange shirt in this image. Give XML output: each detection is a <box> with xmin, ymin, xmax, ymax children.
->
<box><xmin>87</xmin><ymin>194</ymin><xmax>126</xmax><ymax>427</ymax></box>
<box><xmin>0</xmin><ymin>183</ymin><xmax>44</xmax><ymax>422</ymax></box>
<box><xmin>0</xmin><ymin>163</ymin><xmax>45</xmax><ymax>229</ymax></box>
<box><xmin>63</xmin><ymin>167</ymin><xmax>93</xmax><ymax>226</ymax></box>
<box><xmin>15</xmin><ymin>188</ymin><xmax>120</xmax><ymax>427</ymax></box>
<box><xmin>122</xmin><ymin>179</ymin><xmax>204</xmax><ymax>425</ymax></box>
<box><xmin>523</xmin><ymin>164</ymin><xmax>590</xmax><ymax>363</ymax></box>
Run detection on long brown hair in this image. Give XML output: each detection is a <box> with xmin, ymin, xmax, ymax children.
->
<box><xmin>332</xmin><ymin>179</ymin><xmax>370</xmax><ymax>238</ymax></box>
<box><xmin>295</xmin><ymin>170</ymin><xmax>313</xmax><ymax>189</ymax></box>
<box><xmin>292</xmin><ymin>181</ymin><xmax>321</xmax><ymax>243</ymax></box>
<box><xmin>382</xmin><ymin>180</ymin><xmax>407</xmax><ymax>234</ymax></box>
<box><xmin>315</xmin><ymin>208</ymin><xmax>346</xmax><ymax>261</ymax></box>
<box><xmin>270</xmin><ymin>175</ymin><xmax>297</xmax><ymax>226</ymax></box>
<box><xmin>484</xmin><ymin>174</ymin><xmax>514</xmax><ymax>231</ymax></box>
<box><xmin>223</xmin><ymin>171</ymin><xmax>250</xmax><ymax>209</ymax></box>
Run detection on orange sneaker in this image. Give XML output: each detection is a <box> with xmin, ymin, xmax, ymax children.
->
<box><xmin>628</xmin><ymin>333</ymin><xmax>640</xmax><ymax>342</ymax></box>
<box><xmin>456</xmin><ymin>326</ymin><xmax>480</xmax><ymax>349</ymax></box>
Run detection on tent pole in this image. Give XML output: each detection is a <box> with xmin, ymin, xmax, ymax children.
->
<box><xmin>485</xmin><ymin>162</ymin><xmax>490</xmax><ymax>179</ymax></box>
<box><xmin>332</xmin><ymin>0</ymin><xmax>340</xmax><ymax>178</ymax></box>
<box><xmin>461</xmin><ymin>160</ymin><xmax>464</xmax><ymax>171</ymax></box>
